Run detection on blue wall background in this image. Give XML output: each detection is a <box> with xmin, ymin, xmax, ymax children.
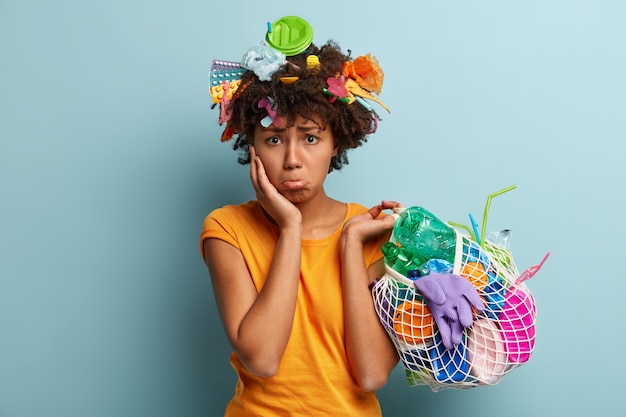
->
<box><xmin>1</xmin><ymin>1</ymin><xmax>625</xmax><ymax>416</ymax></box>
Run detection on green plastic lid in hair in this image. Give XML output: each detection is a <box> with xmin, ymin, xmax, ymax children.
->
<box><xmin>265</xmin><ymin>16</ymin><xmax>314</xmax><ymax>56</ymax></box>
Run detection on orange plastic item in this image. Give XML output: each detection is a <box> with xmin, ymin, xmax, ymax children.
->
<box><xmin>343</xmin><ymin>54</ymin><xmax>384</xmax><ymax>95</ymax></box>
<box><xmin>461</xmin><ymin>261</ymin><xmax>489</xmax><ymax>291</ymax></box>
<box><xmin>393</xmin><ymin>300</ymin><xmax>434</xmax><ymax>345</ymax></box>
<box><xmin>344</xmin><ymin>78</ymin><xmax>390</xmax><ymax>113</ymax></box>
<box><xmin>210</xmin><ymin>80</ymin><xmax>242</xmax><ymax>104</ymax></box>
<box><xmin>279</xmin><ymin>76</ymin><xmax>299</xmax><ymax>84</ymax></box>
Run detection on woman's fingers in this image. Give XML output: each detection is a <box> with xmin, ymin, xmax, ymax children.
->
<box><xmin>366</xmin><ymin>200</ymin><xmax>404</xmax><ymax>218</ymax></box>
<box><xmin>380</xmin><ymin>200</ymin><xmax>403</xmax><ymax>211</ymax></box>
<box><xmin>249</xmin><ymin>146</ymin><xmax>260</xmax><ymax>191</ymax></box>
<box><xmin>250</xmin><ymin>146</ymin><xmax>274</xmax><ymax>197</ymax></box>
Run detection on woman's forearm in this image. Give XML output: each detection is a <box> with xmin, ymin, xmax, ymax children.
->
<box><xmin>234</xmin><ymin>225</ymin><xmax>302</xmax><ymax>376</ymax></box>
<box><xmin>341</xmin><ymin>238</ymin><xmax>399</xmax><ymax>391</ymax></box>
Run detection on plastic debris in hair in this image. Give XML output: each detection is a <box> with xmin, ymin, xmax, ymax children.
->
<box><xmin>241</xmin><ymin>41</ymin><xmax>286</xmax><ymax>82</ymax></box>
<box><xmin>258</xmin><ymin>97</ymin><xmax>284</xmax><ymax>128</ymax></box>
<box><xmin>344</xmin><ymin>78</ymin><xmax>390</xmax><ymax>113</ymax></box>
<box><xmin>323</xmin><ymin>75</ymin><xmax>350</xmax><ymax>103</ymax></box>
<box><xmin>209</xmin><ymin>60</ymin><xmax>245</xmax><ymax>104</ymax></box>
<box><xmin>306</xmin><ymin>55</ymin><xmax>320</xmax><ymax>72</ymax></box>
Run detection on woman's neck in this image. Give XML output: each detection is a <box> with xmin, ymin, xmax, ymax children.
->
<box><xmin>296</xmin><ymin>195</ymin><xmax>347</xmax><ymax>240</ymax></box>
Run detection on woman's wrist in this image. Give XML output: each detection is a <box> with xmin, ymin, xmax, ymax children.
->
<box><xmin>279</xmin><ymin>222</ymin><xmax>303</xmax><ymax>239</ymax></box>
<box><xmin>340</xmin><ymin>231</ymin><xmax>364</xmax><ymax>258</ymax></box>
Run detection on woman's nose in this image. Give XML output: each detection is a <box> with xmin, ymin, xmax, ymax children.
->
<box><xmin>283</xmin><ymin>143</ymin><xmax>302</xmax><ymax>169</ymax></box>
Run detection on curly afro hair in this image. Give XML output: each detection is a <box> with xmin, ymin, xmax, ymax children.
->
<box><xmin>222</xmin><ymin>40</ymin><xmax>381</xmax><ymax>172</ymax></box>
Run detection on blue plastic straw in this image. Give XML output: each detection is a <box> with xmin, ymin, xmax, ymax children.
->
<box><xmin>469</xmin><ymin>213</ymin><xmax>481</xmax><ymax>244</ymax></box>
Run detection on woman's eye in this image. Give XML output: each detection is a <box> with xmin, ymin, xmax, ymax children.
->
<box><xmin>304</xmin><ymin>135</ymin><xmax>319</xmax><ymax>144</ymax></box>
<box><xmin>266</xmin><ymin>136</ymin><xmax>281</xmax><ymax>145</ymax></box>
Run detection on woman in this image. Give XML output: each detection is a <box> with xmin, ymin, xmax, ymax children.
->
<box><xmin>201</xmin><ymin>18</ymin><xmax>400</xmax><ymax>416</ymax></box>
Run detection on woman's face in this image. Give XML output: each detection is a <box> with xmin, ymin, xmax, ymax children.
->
<box><xmin>252</xmin><ymin>115</ymin><xmax>338</xmax><ymax>204</ymax></box>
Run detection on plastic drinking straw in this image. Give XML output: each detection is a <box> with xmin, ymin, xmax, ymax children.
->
<box><xmin>468</xmin><ymin>213</ymin><xmax>481</xmax><ymax>245</ymax></box>
<box><xmin>447</xmin><ymin>221</ymin><xmax>476</xmax><ymax>241</ymax></box>
<box><xmin>480</xmin><ymin>184</ymin><xmax>517</xmax><ymax>246</ymax></box>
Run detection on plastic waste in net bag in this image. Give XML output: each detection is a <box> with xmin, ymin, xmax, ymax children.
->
<box><xmin>371</xmin><ymin>186</ymin><xmax>547</xmax><ymax>391</ymax></box>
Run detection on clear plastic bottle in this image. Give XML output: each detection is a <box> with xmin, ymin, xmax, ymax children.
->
<box><xmin>393</xmin><ymin>206</ymin><xmax>457</xmax><ymax>264</ymax></box>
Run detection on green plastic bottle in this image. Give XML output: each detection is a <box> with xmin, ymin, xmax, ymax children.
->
<box><xmin>393</xmin><ymin>206</ymin><xmax>457</xmax><ymax>264</ymax></box>
<box><xmin>382</xmin><ymin>242</ymin><xmax>427</xmax><ymax>278</ymax></box>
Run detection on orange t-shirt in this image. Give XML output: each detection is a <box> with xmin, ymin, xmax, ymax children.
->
<box><xmin>200</xmin><ymin>201</ymin><xmax>389</xmax><ymax>417</ymax></box>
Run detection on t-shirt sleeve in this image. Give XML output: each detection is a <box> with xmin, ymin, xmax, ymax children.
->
<box><xmin>199</xmin><ymin>207</ymin><xmax>240</xmax><ymax>263</ymax></box>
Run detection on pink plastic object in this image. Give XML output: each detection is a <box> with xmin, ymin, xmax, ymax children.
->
<box><xmin>467</xmin><ymin>318</ymin><xmax>507</xmax><ymax>384</ymax></box>
<box><xmin>515</xmin><ymin>252</ymin><xmax>550</xmax><ymax>285</ymax></box>
<box><xmin>258</xmin><ymin>97</ymin><xmax>284</xmax><ymax>128</ymax></box>
<box><xmin>499</xmin><ymin>287</ymin><xmax>536</xmax><ymax>363</ymax></box>
<box><xmin>325</xmin><ymin>75</ymin><xmax>348</xmax><ymax>102</ymax></box>
<box><xmin>218</xmin><ymin>82</ymin><xmax>233</xmax><ymax>124</ymax></box>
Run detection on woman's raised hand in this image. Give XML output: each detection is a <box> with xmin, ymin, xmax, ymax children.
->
<box><xmin>341</xmin><ymin>200</ymin><xmax>402</xmax><ymax>244</ymax></box>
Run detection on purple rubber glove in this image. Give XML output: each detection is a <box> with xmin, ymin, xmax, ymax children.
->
<box><xmin>414</xmin><ymin>272</ymin><xmax>485</xmax><ymax>350</ymax></box>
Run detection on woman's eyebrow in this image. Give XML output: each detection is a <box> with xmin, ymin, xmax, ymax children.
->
<box><xmin>297</xmin><ymin>124</ymin><xmax>322</xmax><ymax>133</ymax></box>
<box><xmin>261</xmin><ymin>124</ymin><xmax>288</xmax><ymax>133</ymax></box>
<box><xmin>262</xmin><ymin>123</ymin><xmax>322</xmax><ymax>133</ymax></box>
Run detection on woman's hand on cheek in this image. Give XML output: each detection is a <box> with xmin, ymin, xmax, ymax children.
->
<box><xmin>250</xmin><ymin>146</ymin><xmax>302</xmax><ymax>229</ymax></box>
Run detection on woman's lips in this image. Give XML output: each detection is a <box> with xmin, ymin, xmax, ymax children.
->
<box><xmin>282</xmin><ymin>180</ymin><xmax>308</xmax><ymax>190</ymax></box>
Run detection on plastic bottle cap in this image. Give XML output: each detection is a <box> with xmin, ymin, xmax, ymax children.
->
<box><xmin>407</xmin><ymin>270</ymin><xmax>422</xmax><ymax>280</ymax></box>
<box><xmin>265</xmin><ymin>16</ymin><xmax>314</xmax><ymax>56</ymax></box>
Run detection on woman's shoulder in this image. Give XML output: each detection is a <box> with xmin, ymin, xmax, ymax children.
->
<box><xmin>345</xmin><ymin>202</ymin><xmax>388</xmax><ymax>218</ymax></box>
<box><xmin>203</xmin><ymin>200</ymin><xmax>264</xmax><ymax>231</ymax></box>
<box><xmin>209</xmin><ymin>200</ymin><xmax>259</xmax><ymax>219</ymax></box>
<box><xmin>345</xmin><ymin>202</ymin><xmax>369</xmax><ymax>216</ymax></box>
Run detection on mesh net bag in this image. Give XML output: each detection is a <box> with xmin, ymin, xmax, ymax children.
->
<box><xmin>372</xmin><ymin>221</ymin><xmax>537</xmax><ymax>392</ymax></box>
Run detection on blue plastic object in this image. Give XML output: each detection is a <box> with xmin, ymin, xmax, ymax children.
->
<box><xmin>429</xmin><ymin>334</ymin><xmax>471</xmax><ymax>383</ymax></box>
